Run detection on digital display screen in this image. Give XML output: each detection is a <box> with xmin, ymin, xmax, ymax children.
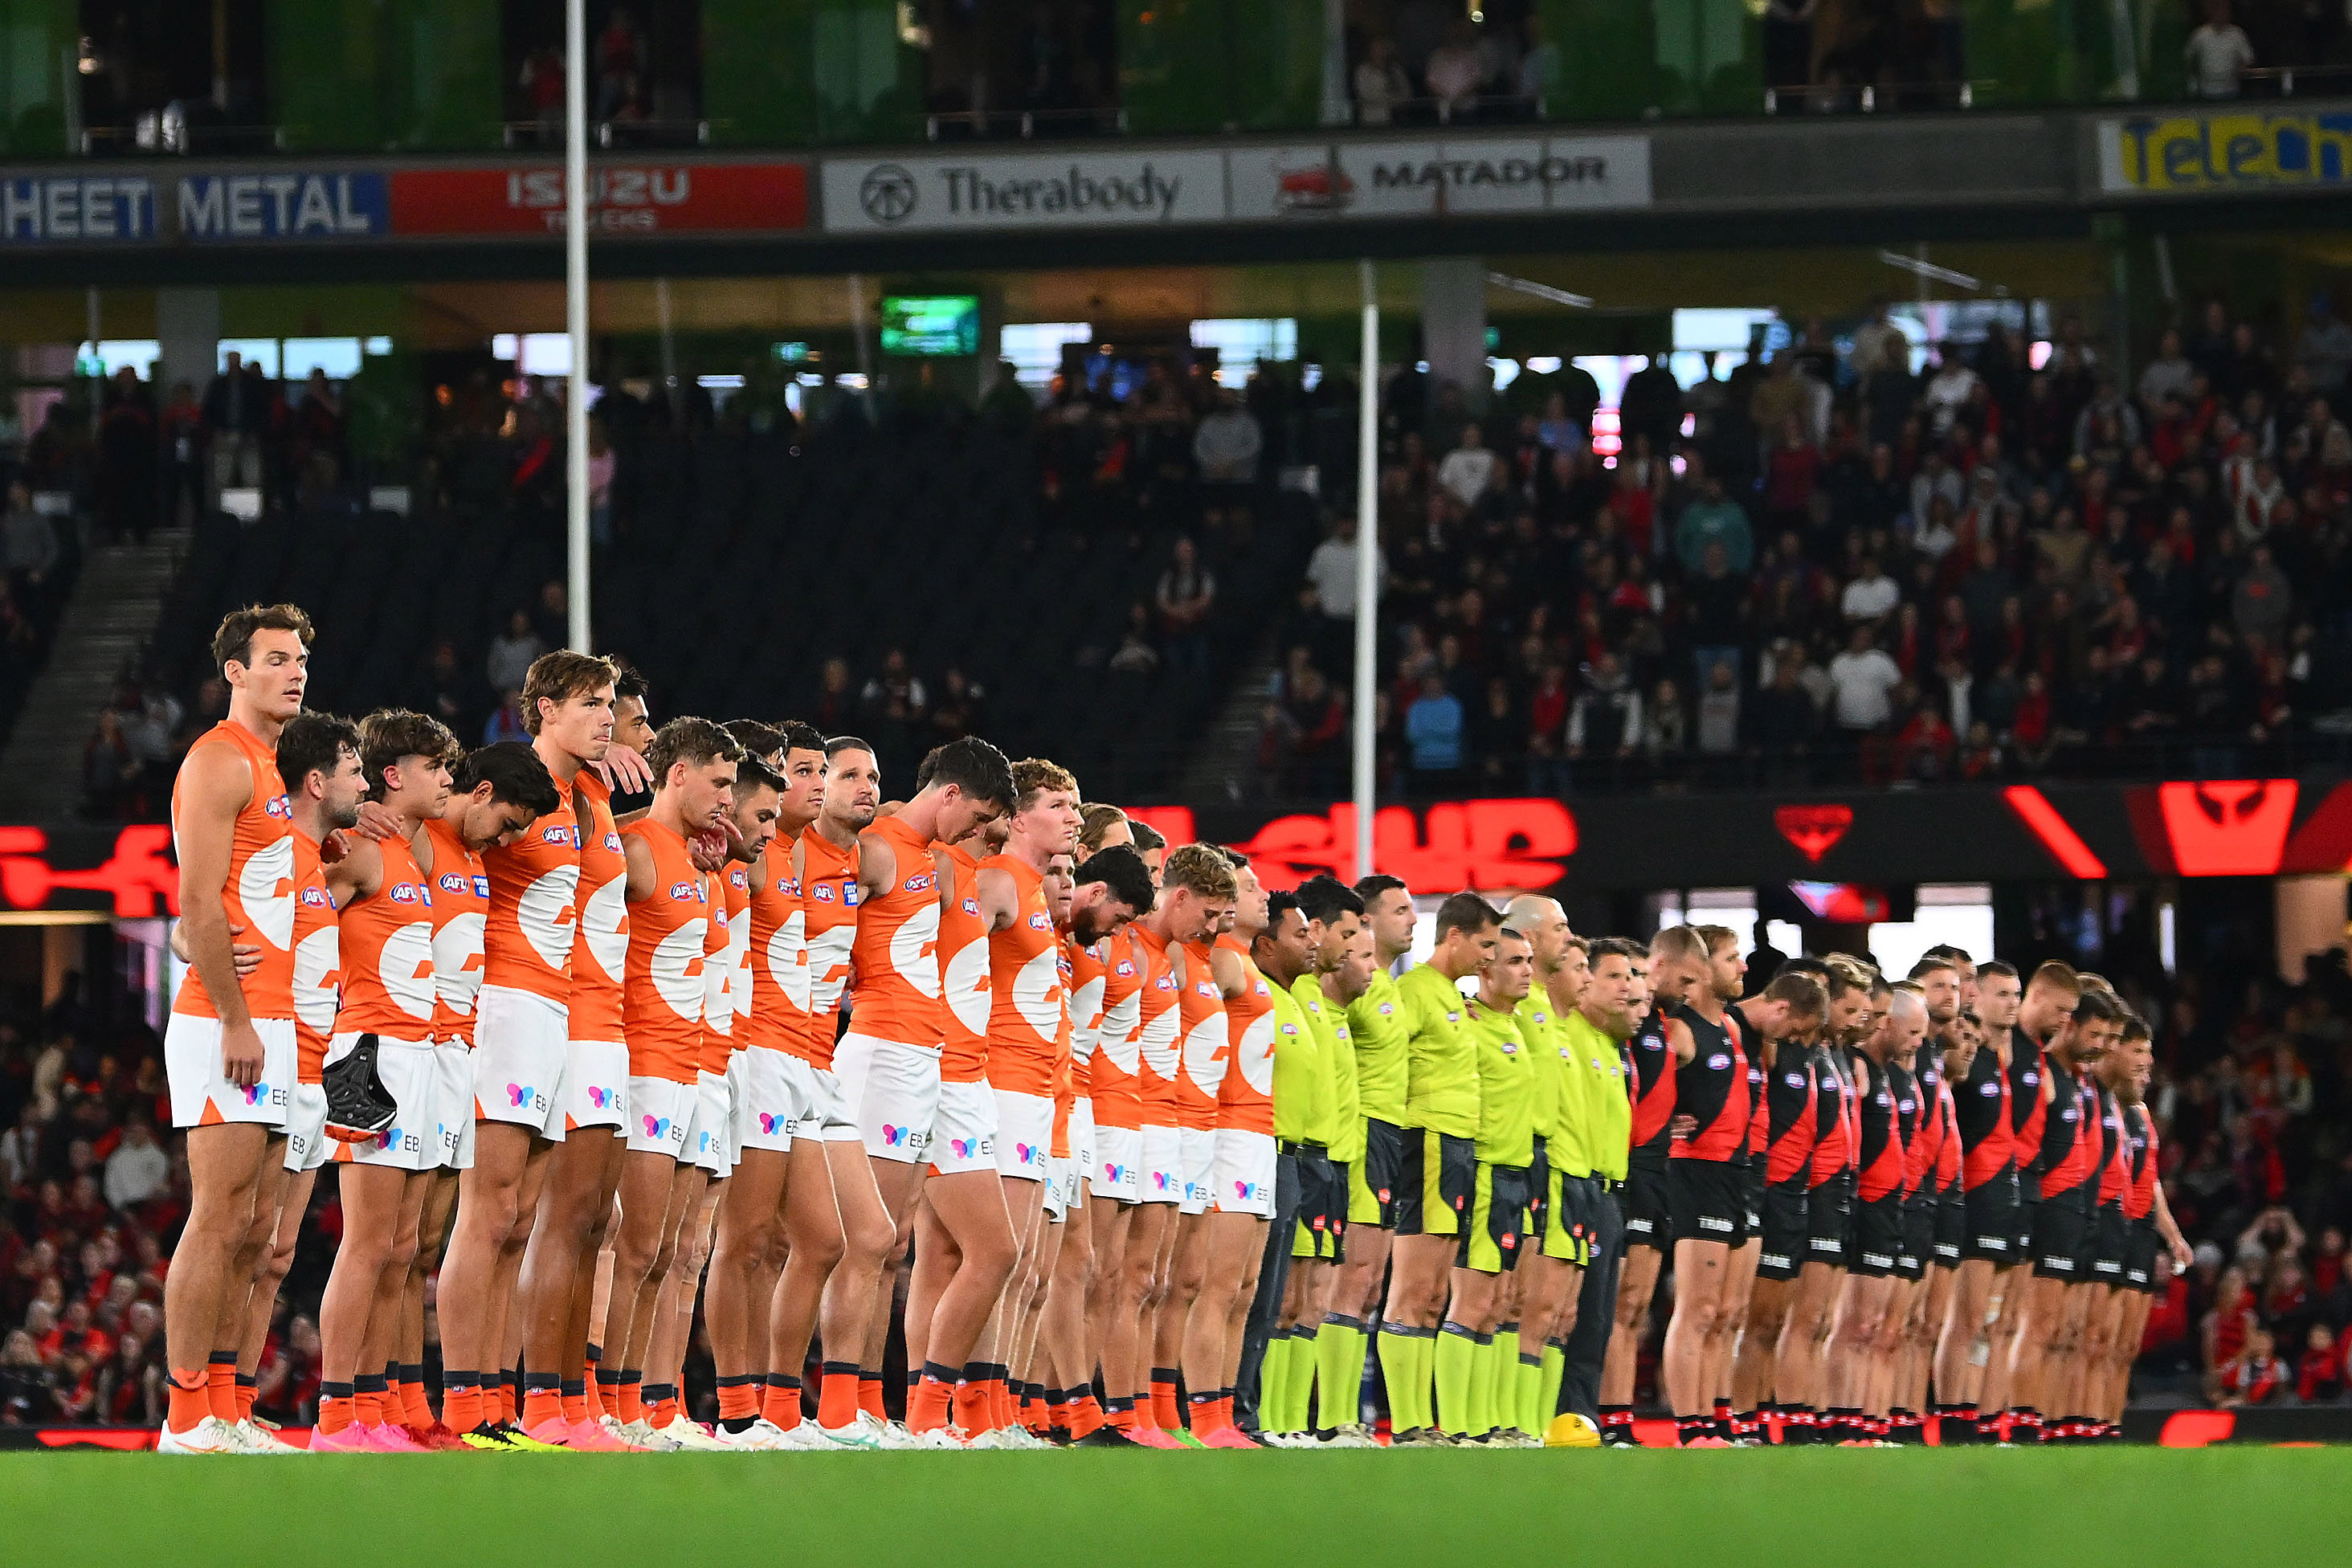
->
<box><xmin>880</xmin><ymin>296</ymin><xmax>980</xmax><ymax>357</ymax></box>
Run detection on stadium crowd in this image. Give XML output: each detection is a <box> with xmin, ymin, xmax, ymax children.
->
<box><xmin>1260</xmin><ymin>297</ymin><xmax>2352</xmax><ymax>798</ymax></box>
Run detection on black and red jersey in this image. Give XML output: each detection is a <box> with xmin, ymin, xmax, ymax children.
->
<box><xmin>1627</xmin><ymin>1007</ymin><xmax>1676</xmax><ymax>1166</ymax></box>
<box><xmin>2009</xmin><ymin>1023</ymin><xmax>2051</xmax><ymax>1183</ymax></box>
<box><xmin>1729</xmin><ymin>1007</ymin><xmax>1768</xmax><ymax>1170</ymax></box>
<box><xmin>1670</xmin><ymin>1002</ymin><xmax>1751</xmax><ymax>1164</ymax></box>
<box><xmin>1762</xmin><ymin>1043</ymin><xmax>1819</xmax><ymax>1186</ymax></box>
<box><xmin>1887</xmin><ymin>1058</ymin><xmax>1922</xmax><ymax>1201</ymax></box>
<box><xmin>1933</xmin><ymin>1083</ymin><xmax>1961</xmax><ymax>1192</ymax></box>
<box><xmin>1903</xmin><ymin>1064</ymin><xmax>1944</xmax><ymax>1201</ymax></box>
<box><xmin>2036</xmin><ymin>1060</ymin><xmax>2101</xmax><ymax>1200</ymax></box>
<box><xmin>1854</xmin><ymin>1051</ymin><xmax>1905</xmax><ymax>1203</ymax></box>
<box><xmin>2096</xmin><ymin>1085</ymin><xmax>2131</xmax><ymax>1207</ymax></box>
<box><xmin>1956</xmin><ymin>1037</ymin><xmax>2012</xmax><ymax>1189</ymax></box>
<box><xmin>2123</xmin><ymin>1105</ymin><xmax>2158</xmax><ymax>1222</ymax></box>
<box><xmin>1807</xmin><ymin>1042</ymin><xmax>1856</xmax><ymax>1189</ymax></box>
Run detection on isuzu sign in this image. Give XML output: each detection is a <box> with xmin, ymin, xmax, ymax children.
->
<box><xmin>820</xmin><ymin>151</ymin><xmax>1227</xmax><ymax>232</ymax></box>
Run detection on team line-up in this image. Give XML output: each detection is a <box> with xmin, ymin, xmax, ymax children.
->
<box><xmin>151</xmin><ymin>601</ymin><xmax>2189</xmax><ymax>1453</ymax></box>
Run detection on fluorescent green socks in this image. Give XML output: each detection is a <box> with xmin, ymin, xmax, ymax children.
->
<box><xmin>1315</xmin><ymin>1315</ymin><xmax>1368</xmax><ymax>1431</ymax></box>
<box><xmin>1380</xmin><ymin>1324</ymin><xmax>1435</xmax><ymax>1434</ymax></box>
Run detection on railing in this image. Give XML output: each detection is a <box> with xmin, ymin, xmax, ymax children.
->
<box><xmin>1762</xmin><ymin>80</ymin><xmax>1987</xmax><ymax>114</ymax></box>
<box><xmin>923</xmin><ymin>107</ymin><xmax>1129</xmax><ymax>140</ymax></box>
<box><xmin>500</xmin><ymin>118</ymin><xmax>712</xmax><ymax>150</ymax></box>
<box><xmin>80</xmin><ymin>116</ymin><xmax>288</xmax><ymax>157</ymax></box>
<box><xmin>2235</xmin><ymin>66</ymin><xmax>2352</xmax><ymax>99</ymax></box>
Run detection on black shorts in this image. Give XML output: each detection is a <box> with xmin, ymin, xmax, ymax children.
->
<box><xmin>1739</xmin><ymin>1162</ymin><xmax>1766</xmax><ymax>1243</ymax></box>
<box><xmin>1805</xmin><ymin>1174</ymin><xmax>1852</xmax><ymax>1266</ymax></box>
<box><xmin>1964</xmin><ymin>1174</ymin><xmax>2019</xmax><ymax>1265</ymax></box>
<box><xmin>2014</xmin><ymin>1183</ymin><xmax>2040</xmax><ymax>1261</ymax></box>
<box><xmin>2124</xmin><ymin>1218</ymin><xmax>2158</xmax><ymax>1293</ymax></box>
<box><xmin>2030</xmin><ymin>1194</ymin><xmax>2089</xmax><ymax>1280</ymax></box>
<box><xmin>1933</xmin><ymin>1182</ymin><xmax>1966</xmax><ymax>1267</ymax></box>
<box><xmin>1526</xmin><ymin>1136</ymin><xmax>1550</xmax><ymax>1240</ymax></box>
<box><xmin>1666</xmin><ymin>1158</ymin><xmax>1747</xmax><ymax>1247</ymax></box>
<box><xmin>1394</xmin><ymin>1128</ymin><xmax>1476</xmax><ymax>1239</ymax></box>
<box><xmin>1291</xmin><ymin>1143</ymin><xmax>1346</xmax><ymax>1263</ymax></box>
<box><xmin>1847</xmin><ymin>1193</ymin><xmax>1903</xmax><ymax>1277</ymax></box>
<box><xmin>1623</xmin><ymin>1158</ymin><xmax>1672</xmax><ymax>1252</ymax></box>
<box><xmin>2089</xmin><ymin>1200</ymin><xmax>2129</xmax><ymax>1284</ymax></box>
<box><xmin>1896</xmin><ymin>1197</ymin><xmax>1933</xmax><ymax>1281</ymax></box>
<box><xmin>1757</xmin><ymin>1179</ymin><xmax>1811</xmax><ymax>1281</ymax></box>
<box><xmin>1352</xmin><ymin>1116</ymin><xmax>1408</xmax><ymax>1230</ymax></box>
<box><xmin>1459</xmin><ymin>1162</ymin><xmax>1536</xmax><ymax>1273</ymax></box>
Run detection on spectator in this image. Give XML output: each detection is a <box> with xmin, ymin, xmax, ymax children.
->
<box><xmin>1403</xmin><ymin>673</ymin><xmax>1464</xmax><ymax>782</ymax></box>
<box><xmin>484</xmin><ymin>609</ymin><xmax>545</xmax><ymax>700</ymax></box>
<box><xmin>2297</xmin><ymin>1324</ymin><xmax>2343</xmax><ymax>1403</ymax></box>
<box><xmin>2217</xmin><ymin>1325</ymin><xmax>2285</xmax><ymax>1406</ymax></box>
<box><xmin>1354</xmin><ymin>36</ymin><xmax>1411</xmax><ymax>125</ymax></box>
<box><xmin>2184</xmin><ymin>0</ymin><xmax>2256</xmax><ymax>99</ymax></box>
<box><xmin>1840</xmin><ymin>554</ymin><xmax>1900</xmax><ymax>626</ymax></box>
<box><xmin>1676</xmin><ymin>475</ymin><xmax>1754</xmax><ymax>576</ymax></box>
<box><xmin>1436</xmin><ymin>423</ymin><xmax>1499</xmax><ymax>508</ymax></box>
<box><xmin>1642</xmin><ymin>678</ymin><xmax>1688</xmax><ymax>764</ymax></box>
<box><xmin>1302</xmin><ymin>514</ymin><xmax>1377</xmax><ymax>672</ymax></box>
<box><xmin>1566</xmin><ymin>651</ymin><xmax>1642</xmax><ymax>763</ymax></box>
<box><xmin>1</xmin><ymin>483</ymin><xmax>57</xmax><ymax>598</ymax></box>
<box><xmin>2139</xmin><ymin>328</ymin><xmax>2197</xmax><ymax>410</ymax></box>
<box><xmin>2232</xmin><ymin>542</ymin><xmax>2292</xmax><ymax>647</ymax></box>
<box><xmin>200</xmin><ymin>350</ymin><xmax>267</xmax><ymax>502</ymax></box>
<box><xmin>483</xmin><ymin>690</ymin><xmax>531</xmax><ymax>745</ymax></box>
<box><xmin>2297</xmin><ymin>296</ymin><xmax>2352</xmax><ymax>398</ymax></box>
<box><xmin>100</xmin><ymin>1116</ymin><xmax>167</xmax><ymax>1211</ymax></box>
<box><xmin>1155</xmin><ymin>536</ymin><xmax>1217</xmax><ymax>680</ymax></box>
<box><xmin>1827</xmin><ymin>624</ymin><xmax>1903</xmax><ymax>735</ymax></box>
<box><xmin>1515</xmin><ymin>13</ymin><xmax>1560</xmax><ymax>112</ymax></box>
<box><xmin>1619</xmin><ymin>353</ymin><xmax>1684</xmax><ymax>457</ymax></box>
<box><xmin>1424</xmin><ymin>20</ymin><xmax>1484</xmax><ymax>116</ymax></box>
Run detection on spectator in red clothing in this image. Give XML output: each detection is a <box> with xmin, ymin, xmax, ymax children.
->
<box><xmin>2203</xmin><ymin>1265</ymin><xmax>2258</xmax><ymax>1386</ymax></box>
<box><xmin>2217</xmin><ymin>1325</ymin><xmax>2287</xmax><ymax>1407</ymax></box>
<box><xmin>2297</xmin><ymin>1324</ymin><xmax>2344</xmax><ymax>1403</ymax></box>
<box><xmin>1761</xmin><ymin>415</ymin><xmax>1821</xmax><ymax>533</ymax></box>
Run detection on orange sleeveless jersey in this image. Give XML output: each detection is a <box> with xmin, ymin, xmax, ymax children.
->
<box><xmin>569</xmin><ymin>772</ymin><xmax>630</xmax><ymax>1043</ymax></box>
<box><xmin>288</xmin><ymin>829</ymin><xmax>339</xmax><ymax>1084</ymax></box>
<box><xmin>1129</xmin><ymin>924</ymin><xmax>1182</xmax><ymax>1126</ymax></box>
<box><xmin>1215</xmin><ymin>934</ymin><xmax>1277</xmax><ymax>1137</ymax></box>
<box><xmin>423</xmin><ymin>819</ymin><xmax>488</xmax><ymax>1048</ymax></box>
<box><xmin>982</xmin><ymin>856</ymin><xmax>1063</xmax><ymax>1099</ymax></box>
<box><xmin>796</xmin><ymin>828</ymin><xmax>859</xmax><ymax>1069</ymax></box>
<box><xmin>171</xmin><ymin>721</ymin><xmax>298</xmax><ymax>1023</ymax></box>
<box><xmin>847</xmin><ymin>815</ymin><xmax>943</xmax><ymax>1048</ymax></box>
<box><xmin>1066</xmin><ymin>936</ymin><xmax>1106</xmax><ymax>1078</ymax></box>
<box><xmin>938</xmin><ymin>846</ymin><xmax>991</xmax><ymax>1085</ymax></box>
<box><xmin>619</xmin><ymin>820</ymin><xmax>709</xmax><ymax>1084</ymax></box>
<box><xmin>337</xmin><ymin>833</ymin><xmax>438</xmax><ymax>1039</ymax></box>
<box><xmin>1050</xmin><ymin>940</ymin><xmax>1079</xmax><ymax>1159</ymax></box>
<box><xmin>699</xmin><ymin>869</ymin><xmax>734</xmax><ymax>1077</ymax></box>
<box><xmin>481</xmin><ymin>770</ymin><xmax>578</xmax><ymax>1002</ymax></box>
<box><xmin>743</xmin><ymin>845</ymin><xmax>810</xmax><ymax>1053</ymax></box>
<box><xmin>1088</xmin><ymin>930</ymin><xmax>1144</xmax><ymax>1132</ymax></box>
<box><xmin>722</xmin><ymin>862</ymin><xmax>753</xmax><ymax>1052</ymax></box>
<box><xmin>1174</xmin><ymin>939</ymin><xmax>1230</xmax><ymax>1132</ymax></box>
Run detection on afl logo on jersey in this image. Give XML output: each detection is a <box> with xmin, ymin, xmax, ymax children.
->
<box><xmin>1875</xmin><ymin>1092</ymin><xmax>1891</xmax><ymax>1106</ymax></box>
<box><xmin>1378</xmin><ymin>1002</ymin><xmax>1394</xmax><ymax>1015</ymax></box>
<box><xmin>1899</xmin><ymin>1098</ymin><xmax>1915</xmax><ymax>1114</ymax></box>
<box><xmin>300</xmin><ymin>887</ymin><xmax>330</xmax><ymax>907</ymax></box>
<box><xmin>812</xmin><ymin>884</ymin><xmax>836</xmax><ymax>903</ymax></box>
<box><xmin>1027</xmin><ymin>913</ymin><xmax>1051</xmax><ymax>931</ymax></box>
<box><xmin>439</xmin><ymin>874</ymin><xmax>469</xmax><ymax>894</ymax></box>
<box><xmin>902</xmin><ymin>873</ymin><xmax>935</xmax><ymax>894</ymax></box>
<box><xmin>964</xmin><ymin>898</ymin><xmax>982</xmax><ymax>917</ymax></box>
<box><xmin>1501</xmin><ymin>1040</ymin><xmax>1517</xmax><ymax>1055</ymax></box>
<box><xmin>390</xmin><ymin>884</ymin><xmax>420</xmax><ymax>904</ymax></box>
<box><xmin>668</xmin><ymin>881</ymin><xmax>699</xmax><ymax>901</ymax></box>
<box><xmin>1116</xmin><ymin>961</ymin><xmax>1136</xmax><ymax>977</ymax></box>
<box><xmin>541</xmin><ymin>825</ymin><xmax>574</xmax><ymax>847</ymax></box>
<box><xmin>1281</xmin><ymin>1023</ymin><xmax>1299</xmax><ymax>1036</ymax></box>
<box><xmin>1154</xmin><ymin>977</ymin><xmax>1175</xmax><ymax>992</ymax></box>
<box><xmin>2060</xmin><ymin>1106</ymin><xmax>2079</xmax><ymax>1122</ymax></box>
<box><xmin>1786</xmin><ymin>1072</ymin><xmax>1807</xmax><ymax>1088</ymax></box>
<box><xmin>778</xmin><ymin>877</ymin><xmax>801</xmax><ymax>896</ymax></box>
<box><xmin>1706</xmin><ymin>1052</ymin><xmax>1730</xmax><ymax>1070</ymax></box>
<box><xmin>1980</xmin><ymin>1081</ymin><xmax>2001</xmax><ymax>1096</ymax></box>
<box><xmin>730</xmin><ymin>868</ymin><xmax>748</xmax><ymax>889</ymax></box>
<box><xmin>604</xmin><ymin>833</ymin><xmax>622</xmax><ymax>852</ymax></box>
<box><xmin>1196</xmin><ymin>981</ymin><xmax>1218</xmax><ymax>998</ymax></box>
<box><xmin>2023</xmin><ymin>1072</ymin><xmax>2039</xmax><ymax>1087</ymax></box>
<box><xmin>263</xmin><ymin>794</ymin><xmax>292</xmax><ymax>819</ymax></box>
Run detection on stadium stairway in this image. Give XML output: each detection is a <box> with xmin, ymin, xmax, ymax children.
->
<box><xmin>1178</xmin><ymin>642</ymin><xmax>1284</xmax><ymax>804</ymax></box>
<box><xmin>0</xmin><ymin>536</ymin><xmax>185</xmax><ymax>819</ymax></box>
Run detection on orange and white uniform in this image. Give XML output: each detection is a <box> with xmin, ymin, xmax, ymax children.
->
<box><xmin>619</xmin><ymin>819</ymin><xmax>706</xmax><ymax>1162</ymax></box>
<box><xmin>165</xmin><ymin>720</ymin><xmax>297</xmax><ymax>1129</ymax></box>
<box><xmin>689</xmin><ymin>868</ymin><xmax>736</xmax><ymax>1176</ymax></box>
<box><xmin>561</xmin><ymin>770</ymin><xmax>631</xmax><ymax>1134</ymax></box>
<box><xmin>331</xmin><ymin>832</ymin><xmax>438</xmax><ymax>1170</ymax></box>
<box><xmin>1060</xmin><ymin>934</ymin><xmax>1106</xmax><ymax>1212</ymax></box>
<box><xmin>1088</xmin><ymin>929</ymin><xmax>1145</xmax><ymax>1204</ymax></box>
<box><xmin>476</xmin><ymin>769</ymin><xmax>578</xmax><ymax>1136</ymax></box>
<box><xmin>1212</xmin><ymin>934</ymin><xmax>1278</xmax><ymax>1219</ymax></box>
<box><xmin>1129</xmin><ymin>924</ymin><xmax>1184</xmax><ymax>1205</ymax></box>
<box><xmin>835</xmin><ymin>815</ymin><xmax>945</xmax><ymax>1164</ymax></box>
<box><xmin>423</xmin><ymin>818</ymin><xmax>487</xmax><ymax>1170</ymax></box>
<box><xmin>930</xmin><ymin>844</ymin><xmax>997</xmax><ymax>1178</ymax></box>
<box><xmin>982</xmin><ymin>855</ymin><xmax>1060</xmax><ymax>1183</ymax></box>
<box><xmin>795</xmin><ymin>828</ymin><xmax>859</xmax><ymax>1072</ymax></box>
<box><xmin>281</xmin><ymin>827</ymin><xmax>340</xmax><ymax>1173</ymax></box>
<box><xmin>1174</xmin><ymin>938</ymin><xmax>1230</xmax><ymax>1214</ymax></box>
<box><xmin>738</xmin><ymin>843</ymin><xmax>813</xmax><ymax>1151</ymax></box>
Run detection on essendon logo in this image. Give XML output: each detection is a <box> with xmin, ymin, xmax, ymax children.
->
<box><xmin>2146</xmin><ymin>780</ymin><xmax>2297</xmax><ymax>877</ymax></box>
<box><xmin>1773</xmin><ymin>804</ymin><xmax>1852</xmax><ymax>864</ymax></box>
<box><xmin>0</xmin><ymin>826</ymin><xmax>179</xmax><ymax>916</ymax></box>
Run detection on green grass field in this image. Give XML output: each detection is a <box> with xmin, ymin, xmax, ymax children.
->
<box><xmin>6</xmin><ymin>1448</ymin><xmax>2349</xmax><ymax>1566</ymax></box>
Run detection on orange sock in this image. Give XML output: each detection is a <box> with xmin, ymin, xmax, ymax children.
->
<box><xmin>316</xmin><ymin>1383</ymin><xmax>357</xmax><ymax>1435</ymax></box>
<box><xmin>986</xmin><ymin>1377</ymin><xmax>1013</xmax><ymax>1431</ymax></box>
<box><xmin>1150</xmin><ymin>1373</ymin><xmax>1182</xmax><ymax>1431</ymax></box>
<box><xmin>353</xmin><ymin>1380</ymin><xmax>386</xmax><ymax>1427</ymax></box>
<box><xmin>1069</xmin><ymin>1394</ymin><xmax>1104</xmax><ymax>1439</ymax></box>
<box><xmin>859</xmin><ymin>1375</ymin><xmax>888</xmax><ymax>1423</ymax></box>
<box><xmin>443</xmin><ymin>1380</ymin><xmax>484</xmax><ymax>1435</ymax></box>
<box><xmin>498</xmin><ymin>1375</ymin><xmax>518</xmax><ymax>1427</ymax></box>
<box><xmin>1129</xmin><ymin>1390</ymin><xmax>1160</xmax><ymax>1432</ymax></box>
<box><xmin>909</xmin><ymin>1366</ymin><xmax>956</xmax><ymax>1432</ymax></box>
<box><xmin>522</xmin><ymin>1381</ymin><xmax>561</xmax><ymax>1430</ymax></box>
<box><xmin>952</xmin><ymin>1380</ymin><xmax>993</xmax><ymax>1435</ymax></box>
<box><xmin>1044</xmin><ymin>1394</ymin><xmax>1068</xmax><ymax>1434</ymax></box>
<box><xmin>1109</xmin><ymin>1396</ymin><xmax>1141</xmax><ymax>1431</ymax></box>
<box><xmin>1214</xmin><ymin>1394</ymin><xmax>1236</xmax><ymax>1432</ymax></box>
<box><xmin>616</xmin><ymin>1377</ymin><xmax>644</xmax><ymax>1425</ymax></box>
<box><xmin>818</xmin><ymin>1365</ymin><xmax>862</xmax><ymax>1430</ymax></box>
<box><xmin>235</xmin><ymin>1378</ymin><xmax>257</xmax><ymax>1423</ymax></box>
<box><xmin>651</xmin><ymin>1391</ymin><xmax>680</xmax><ymax>1427</ymax></box>
<box><xmin>206</xmin><ymin>1356</ymin><xmax>239</xmax><ymax>1423</ymax></box>
<box><xmin>717</xmin><ymin>1378</ymin><xmax>761</xmax><ymax>1424</ymax></box>
<box><xmin>1189</xmin><ymin>1393</ymin><xmax>1223</xmax><ymax>1434</ymax></box>
<box><xmin>558</xmin><ymin>1383</ymin><xmax>587</xmax><ymax>1426</ymax></box>
<box><xmin>166</xmin><ymin>1367</ymin><xmax>211</xmax><ymax>1434</ymax></box>
<box><xmin>401</xmin><ymin>1378</ymin><xmax>433</xmax><ymax>1430</ymax></box>
<box><xmin>762</xmin><ymin>1377</ymin><xmax>804</xmax><ymax>1432</ymax></box>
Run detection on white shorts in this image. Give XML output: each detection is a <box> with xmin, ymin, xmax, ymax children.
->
<box><xmin>1043</xmin><ymin>1157</ymin><xmax>1074</xmax><ymax>1223</ymax></box>
<box><xmin>283</xmin><ymin>1082</ymin><xmax>331</xmax><ymax>1173</ymax></box>
<box><xmin>688</xmin><ymin>1069</ymin><xmax>733</xmax><ymax>1176</ymax></box>
<box><xmin>433</xmin><ymin>1041</ymin><xmax>476</xmax><ymax>1170</ymax></box>
<box><xmin>1069</xmin><ymin>1096</ymin><xmax>1096</xmax><ymax>1185</ymax></box>
<box><xmin>327</xmin><ymin>1031</ymin><xmax>436</xmax><ymax>1170</ymax></box>
<box><xmin>165</xmin><ymin>1013</ymin><xmax>296</xmax><ymax>1131</ymax></box>
<box><xmin>472</xmin><ymin>986</ymin><xmax>569</xmax><ymax>1137</ymax></box>
<box><xmin>786</xmin><ymin>1056</ymin><xmax>860</xmax><ymax>1143</ymax></box>
<box><xmin>1094</xmin><ymin>1125</ymin><xmax>1142</xmax><ymax>1205</ymax></box>
<box><xmin>834</xmin><ymin>1031</ymin><xmax>941</xmax><ymax>1164</ymax></box>
<box><xmin>1179</xmin><ymin>1126</ymin><xmax>1218</xmax><ymax>1215</ymax></box>
<box><xmin>559</xmin><ymin>1039</ymin><xmax>629</xmax><ymax>1134</ymax></box>
<box><xmin>1213</xmin><ymin>1128</ymin><xmax>1278</xmax><ymax>1218</ymax></box>
<box><xmin>734</xmin><ymin>1047</ymin><xmax>800</xmax><ymax>1154</ymax></box>
<box><xmin>628</xmin><ymin>1076</ymin><xmax>695</xmax><ymax>1159</ymax></box>
<box><xmin>992</xmin><ymin>1088</ymin><xmax>1052</xmax><ymax>1182</ymax></box>
<box><xmin>929</xmin><ymin>1080</ymin><xmax>998</xmax><ymax>1176</ymax></box>
<box><xmin>1141</xmin><ymin>1124</ymin><xmax>1183</xmax><ymax>1206</ymax></box>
